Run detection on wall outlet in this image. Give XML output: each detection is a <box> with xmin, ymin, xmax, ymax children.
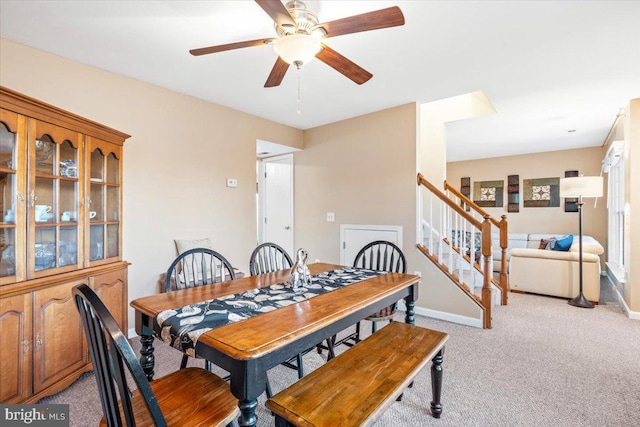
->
<box><xmin>327</xmin><ymin>212</ymin><xmax>335</xmax><ymax>222</ymax></box>
<box><xmin>226</xmin><ymin>178</ymin><xmax>238</xmax><ymax>188</ymax></box>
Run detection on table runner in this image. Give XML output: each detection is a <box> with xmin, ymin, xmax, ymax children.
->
<box><xmin>154</xmin><ymin>267</ymin><xmax>386</xmax><ymax>356</ymax></box>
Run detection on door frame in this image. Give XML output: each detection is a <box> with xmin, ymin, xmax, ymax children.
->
<box><xmin>258</xmin><ymin>153</ymin><xmax>294</xmax><ymax>253</ymax></box>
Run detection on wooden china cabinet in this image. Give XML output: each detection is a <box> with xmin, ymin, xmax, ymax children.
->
<box><xmin>0</xmin><ymin>86</ymin><xmax>130</xmax><ymax>403</ymax></box>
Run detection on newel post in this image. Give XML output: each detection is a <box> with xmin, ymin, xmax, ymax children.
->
<box><xmin>481</xmin><ymin>215</ymin><xmax>492</xmax><ymax>329</ymax></box>
<box><xmin>499</xmin><ymin>215</ymin><xmax>509</xmax><ymax>305</ymax></box>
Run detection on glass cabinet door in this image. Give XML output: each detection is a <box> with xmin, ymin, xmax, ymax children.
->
<box><xmin>0</xmin><ymin>109</ymin><xmax>27</xmax><ymax>284</ymax></box>
<box><xmin>28</xmin><ymin>120</ymin><xmax>82</xmax><ymax>278</ymax></box>
<box><xmin>87</xmin><ymin>137</ymin><xmax>122</xmax><ymax>266</ymax></box>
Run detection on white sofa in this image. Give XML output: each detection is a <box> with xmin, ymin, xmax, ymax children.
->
<box><xmin>491</xmin><ymin>232</ymin><xmax>529</xmax><ymax>272</ymax></box>
<box><xmin>506</xmin><ymin>233</ymin><xmax>604</xmax><ymax>303</ymax></box>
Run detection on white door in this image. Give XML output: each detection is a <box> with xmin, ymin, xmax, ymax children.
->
<box><xmin>260</xmin><ymin>154</ymin><xmax>294</xmax><ymax>256</ymax></box>
<box><xmin>340</xmin><ymin>225</ymin><xmax>403</xmax><ymax>266</ymax></box>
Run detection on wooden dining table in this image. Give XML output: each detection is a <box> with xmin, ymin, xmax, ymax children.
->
<box><xmin>131</xmin><ymin>262</ymin><xmax>420</xmax><ymax>427</ymax></box>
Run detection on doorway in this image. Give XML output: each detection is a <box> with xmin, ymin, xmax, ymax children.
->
<box><xmin>258</xmin><ymin>154</ymin><xmax>294</xmax><ymax>257</ymax></box>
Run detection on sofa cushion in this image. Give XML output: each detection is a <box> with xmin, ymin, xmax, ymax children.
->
<box><xmin>552</xmin><ymin>234</ymin><xmax>573</xmax><ymax>251</ymax></box>
<box><xmin>510</xmin><ymin>248</ymin><xmax>600</xmax><ymax>263</ymax></box>
<box><xmin>570</xmin><ymin>236</ymin><xmax>604</xmax><ymax>255</ymax></box>
<box><xmin>492</xmin><ymin>232</ymin><xmax>528</xmax><ymax>261</ymax></box>
<box><xmin>527</xmin><ymin>234</ymin><xmax>564</xmax><ymax>248</ymax></box>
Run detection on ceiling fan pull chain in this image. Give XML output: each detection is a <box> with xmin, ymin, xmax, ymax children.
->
<box><xmin>297</xmin><ymin>63</ymin><xmax>302</xmax><ymax>115</ymax></box>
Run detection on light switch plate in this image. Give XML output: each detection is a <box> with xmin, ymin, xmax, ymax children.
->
<box><xmin>226</xmin><ymin>178</ymin><xmax>238</xmax><ymax>188</ymax></box>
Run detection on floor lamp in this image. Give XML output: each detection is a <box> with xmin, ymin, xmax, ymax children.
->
<box><xmin>559</xmin><ymin>176</ymin><xmax>603</xmax><ymax>309</ymax></box>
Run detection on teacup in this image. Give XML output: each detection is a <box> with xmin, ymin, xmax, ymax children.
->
<box><xmin>90</xmin><ymin>211</ymin><xmax>97</xmax><ymax>219</ymax></box>
<box><xmin>61</xmin><ymin>211</ymin><xmax>77</xmax><ymax>222</ymax></box>
<box><xmin>35</xmin><ymin>205</ymin><xmax>52</xmax><ymax>222</ymax></box>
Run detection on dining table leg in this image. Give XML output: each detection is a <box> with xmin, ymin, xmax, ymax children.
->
<box><xmin>230</xmin><ymin>361</ymin><xmax>266</xmax><ymax>427</ymax></box>
<box><xmin>237</xmin><ymin>399</ymin><xmax>258</xmax><ymax>427</ymax></box>
<box><xmin>404</xmin><ymin>286</ymin><xmax>416</xmax><ymax>325</ymax></box>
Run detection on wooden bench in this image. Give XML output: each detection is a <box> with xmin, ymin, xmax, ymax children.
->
<box><xmin>265</xmin><ymin>321</ymin><xmax>449</xmax><ymax>427</ymax></box>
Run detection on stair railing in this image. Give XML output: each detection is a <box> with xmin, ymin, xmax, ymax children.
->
<box><xmin>444</xmin><ymin>181</ymin><xmax>509</xmax><ymax>304</ymax></box>
<box><xmin>417</xmin><ymin>173</ymin><xmax>493</xmax><ymax>328</ymax></box>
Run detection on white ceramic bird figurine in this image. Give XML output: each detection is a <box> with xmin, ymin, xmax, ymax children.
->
<box><xmin>289</xmin><ymin>248</ymin><xmax>311</xmax><ymax>290</ymax></box>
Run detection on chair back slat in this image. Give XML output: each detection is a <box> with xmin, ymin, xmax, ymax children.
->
<box><xmin>74</xmin><ymin>284</ymin><xmax>167</xmax><ymax>427</ymax></box>
<box><xmin>165</xmin><ymin>248</ymin><xmax>236</xmax><ymax>292</ymax></box>
<box><xmin>249</xmin><ymin>243</ymin><xmax>293</xmax><ymax>275</ymax></box>
<box><xmin>353</xmin><ymin>241</ymin><xmax>407</xmax><ymax>274</ymax></box>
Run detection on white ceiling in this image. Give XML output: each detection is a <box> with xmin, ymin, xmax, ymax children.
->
<box><xmin>1</xmin><ymin>1</ymin><xmax>639</xmax><ymax>161</ymax></box>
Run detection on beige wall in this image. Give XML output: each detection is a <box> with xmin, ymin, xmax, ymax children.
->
<box><xmin>0</xmin><ymin>39</ymin><xmax>303</xmax><ymax>329</ymax></box>
<box><xmin>296</xmin><ymin>103</ymin><xmax>482</xmax><ymax>319</ymax></box>
<box><xmin>295</xmin><ymin>103</ymin><xmax>418</xmax><ymax>264</ymax></box>
<box><xmin>447</xmin><ymin>147</ymin><xmax>609</xmax><ymax>267</ymax></box>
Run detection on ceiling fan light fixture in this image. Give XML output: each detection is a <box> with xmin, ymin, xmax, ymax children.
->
<box><xmin>274</xmin><ymin>33</ymin><xmax>321</xmax><ymax>66</ymax></box>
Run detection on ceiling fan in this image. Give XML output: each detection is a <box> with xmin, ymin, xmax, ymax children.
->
<box><xmin>190</xmin><ymin>0</ymin><xmax>405</xmax><ymax>87</ymax></box>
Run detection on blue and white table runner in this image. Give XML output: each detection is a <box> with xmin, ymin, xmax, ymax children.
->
<box><xmin>154</xmin><ymin>267</ymin><xmax>386</xmax><ymax>356</ymax></box>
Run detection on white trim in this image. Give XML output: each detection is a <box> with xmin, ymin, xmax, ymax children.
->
<box><xmin>605</xmin><ymin>261</ymin><xmax>626</xmax><ymax>283</ymax></box>
<box><xmin>608</xmin><ymin>279</ymin><xmax>640</xmax><ymax>320</ymax></box>
<box><xmin>397</xmin><ymin>300</ymin><xmax>483</xmax><ymax>328</ymax></box>
<box><xmin>259</xmin><ymin>154</ymin><xmax>294</xmax><ymax>254</ymax></box>
<box><xmin>614</xmin><ymin>289</ymin><xmax>640</xmax><ymax>320</ymax></box>
<box><xmin>339</xmin><ymin>224</ymin><xmax>403</xmax><ymax>265</ymax></box>
<box><xmin>128</xmin><ymin>328</ymin><xmax>138</xmax><ymax>339</ymax></box>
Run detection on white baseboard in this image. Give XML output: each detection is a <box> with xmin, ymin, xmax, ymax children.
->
<box><xmin>397</xmin><ymin>300</ymin><xmax>483</xmax><ymax>328</ymax></box>
<box><xmin>128</xmin><ymin>328</ymin><xmax>138</xmax><ymax>339</ymax></box>
<box><xmin>605</xmin><ymin>274</ymin><xmax>640</xmax><ymax>320</ymax></box>
<box><xmin>613</xmin><ymin>287</ymin><xmax>640</xmax><ymax>320</ymax></box>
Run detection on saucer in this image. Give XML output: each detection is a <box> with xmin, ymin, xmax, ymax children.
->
<box><xmin>36</xmin><ymin>213</ymin><xmax>54</xmax><ymax>222</ymax></box>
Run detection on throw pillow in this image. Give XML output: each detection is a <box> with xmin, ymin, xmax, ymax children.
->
<box><xmin>553</xmin><ymin>234</ymin><xmax>573</xmax><ymax>252</ymax></box>
<box><xmin>546</xmin><ymin>237</ymin><xmax>557</xmax><ymax>251</ymax></box>
<box><xmin>538</xmin><ymin>239</ymin><xmax>549</xmax><ymax>250</ymax></box>
<box><xmin>173</xmin><ymin>238</ymin><xmax>213</xmax><ymax>283</ymax></box>
<box><xmin>174</xmin><ymin>237</ymin><xmax>213</xmax><ymax>255</ymax></box>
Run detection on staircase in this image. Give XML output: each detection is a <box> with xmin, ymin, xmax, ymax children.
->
<box><xmin>417</xmin><ymin>173</ymin><xmax>509</xmax><ymax>329</ymax></box>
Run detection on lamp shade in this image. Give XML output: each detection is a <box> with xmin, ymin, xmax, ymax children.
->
<box><xmin>274</xmin><ymin>34</ymin><xmax>322</xmax><ymax>65</ymax></box>
<box><xmin>559</xmin><ymin>176</ymin><xmax>603</xmax><ymax>198</ymax></box>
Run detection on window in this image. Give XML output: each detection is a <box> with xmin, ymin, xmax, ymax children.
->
<box><xmin>603</xmin><ymin>141</ymin><xmax>625</xmax><ymax>282</ymax></box>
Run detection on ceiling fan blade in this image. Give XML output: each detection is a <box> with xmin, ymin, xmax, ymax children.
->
<box><xmin>255</xmin><ymin>0</ymin><xmax>296</xmax><ymax>27</ymax></box>
<box><xmin>318</xmin><ymin>6</ymin><xmax>405</xmax><ymax>38</ymax></box>
<box><xmin>265</xmin><ymin>57</ymin><xmax>290</xmax><ymax>87</ymax></box>
<box><xmin>316</xmin><ymin>45</ymin><xmax>372</xmax><ymax>85</ymax></box>
<box><xmin>190</xmin><ymin>38</ymin><xmax>273</xmax><ymax>56</ymax></box>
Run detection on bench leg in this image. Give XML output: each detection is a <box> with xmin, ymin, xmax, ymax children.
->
<box><xmin>274</xmin><ymin>415</ymin><xmax>294</xmax><ymax>427</ymax></box>
<box><xmin>327</xmin><ymin>336</ymin><xmax>336</xmax><ymax>361</ymax></box>
<box><xmin>430</xmin><ymin>348</ymin><xmax>445</xmax><ymax>418</ymax></box>
<box><xmin>296</xmin><ymin>354</ymin><xmax>305</xmax><ymax>379</ymax></box>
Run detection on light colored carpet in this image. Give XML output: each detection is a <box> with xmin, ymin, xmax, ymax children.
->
<box><xmin>40</xmin><ymin>278</ymin><xmax>640</xmax><ymax>426</ymax></box>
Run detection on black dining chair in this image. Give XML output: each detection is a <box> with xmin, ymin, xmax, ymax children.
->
<box><xmin>354</xmin><ymin>240</ymin><xmax>406</xmax><ymax>331</ymax></box>
<box><xmin>165</xmin><ymin>248</ymin><xmax>235</xmax><ymax>371</ymax></box>
<box><xmin>249</xmin><ymin>243</ymin><xmax>315</xmax><ymax>381</ymax></box>
<box><xmin>249</xmin><ymin>242</ymin><xmax>293</xmax><ymax>276</ymax></box>
<box><xmin>322</xmin><ymin>240</ymin><xmax>407</xmax><ymax>355</ymax></box>
<box><xmin>73</xmin><ymin>284</ymin><xmax>239</xmax><ymax>427</ymax></box>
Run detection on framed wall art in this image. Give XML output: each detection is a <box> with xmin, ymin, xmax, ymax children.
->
<box><xmin>523</xmin><ymin>177</ymin><xmax>560</xmax><ymax>207</ymax></box>
<box><xmin>473</xmin><ymin>180</ymin><xmax>504</xmax><ymax>208</ymax></box>
<box><xmin>564</xmin><ymin>170</ymin><xmax>579</xmax><ymax>212</ymax></box>
<box><xmin>508</xmin><ymin>174</ymin><xmax>519</xmax><ymax>213</ymax></box>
